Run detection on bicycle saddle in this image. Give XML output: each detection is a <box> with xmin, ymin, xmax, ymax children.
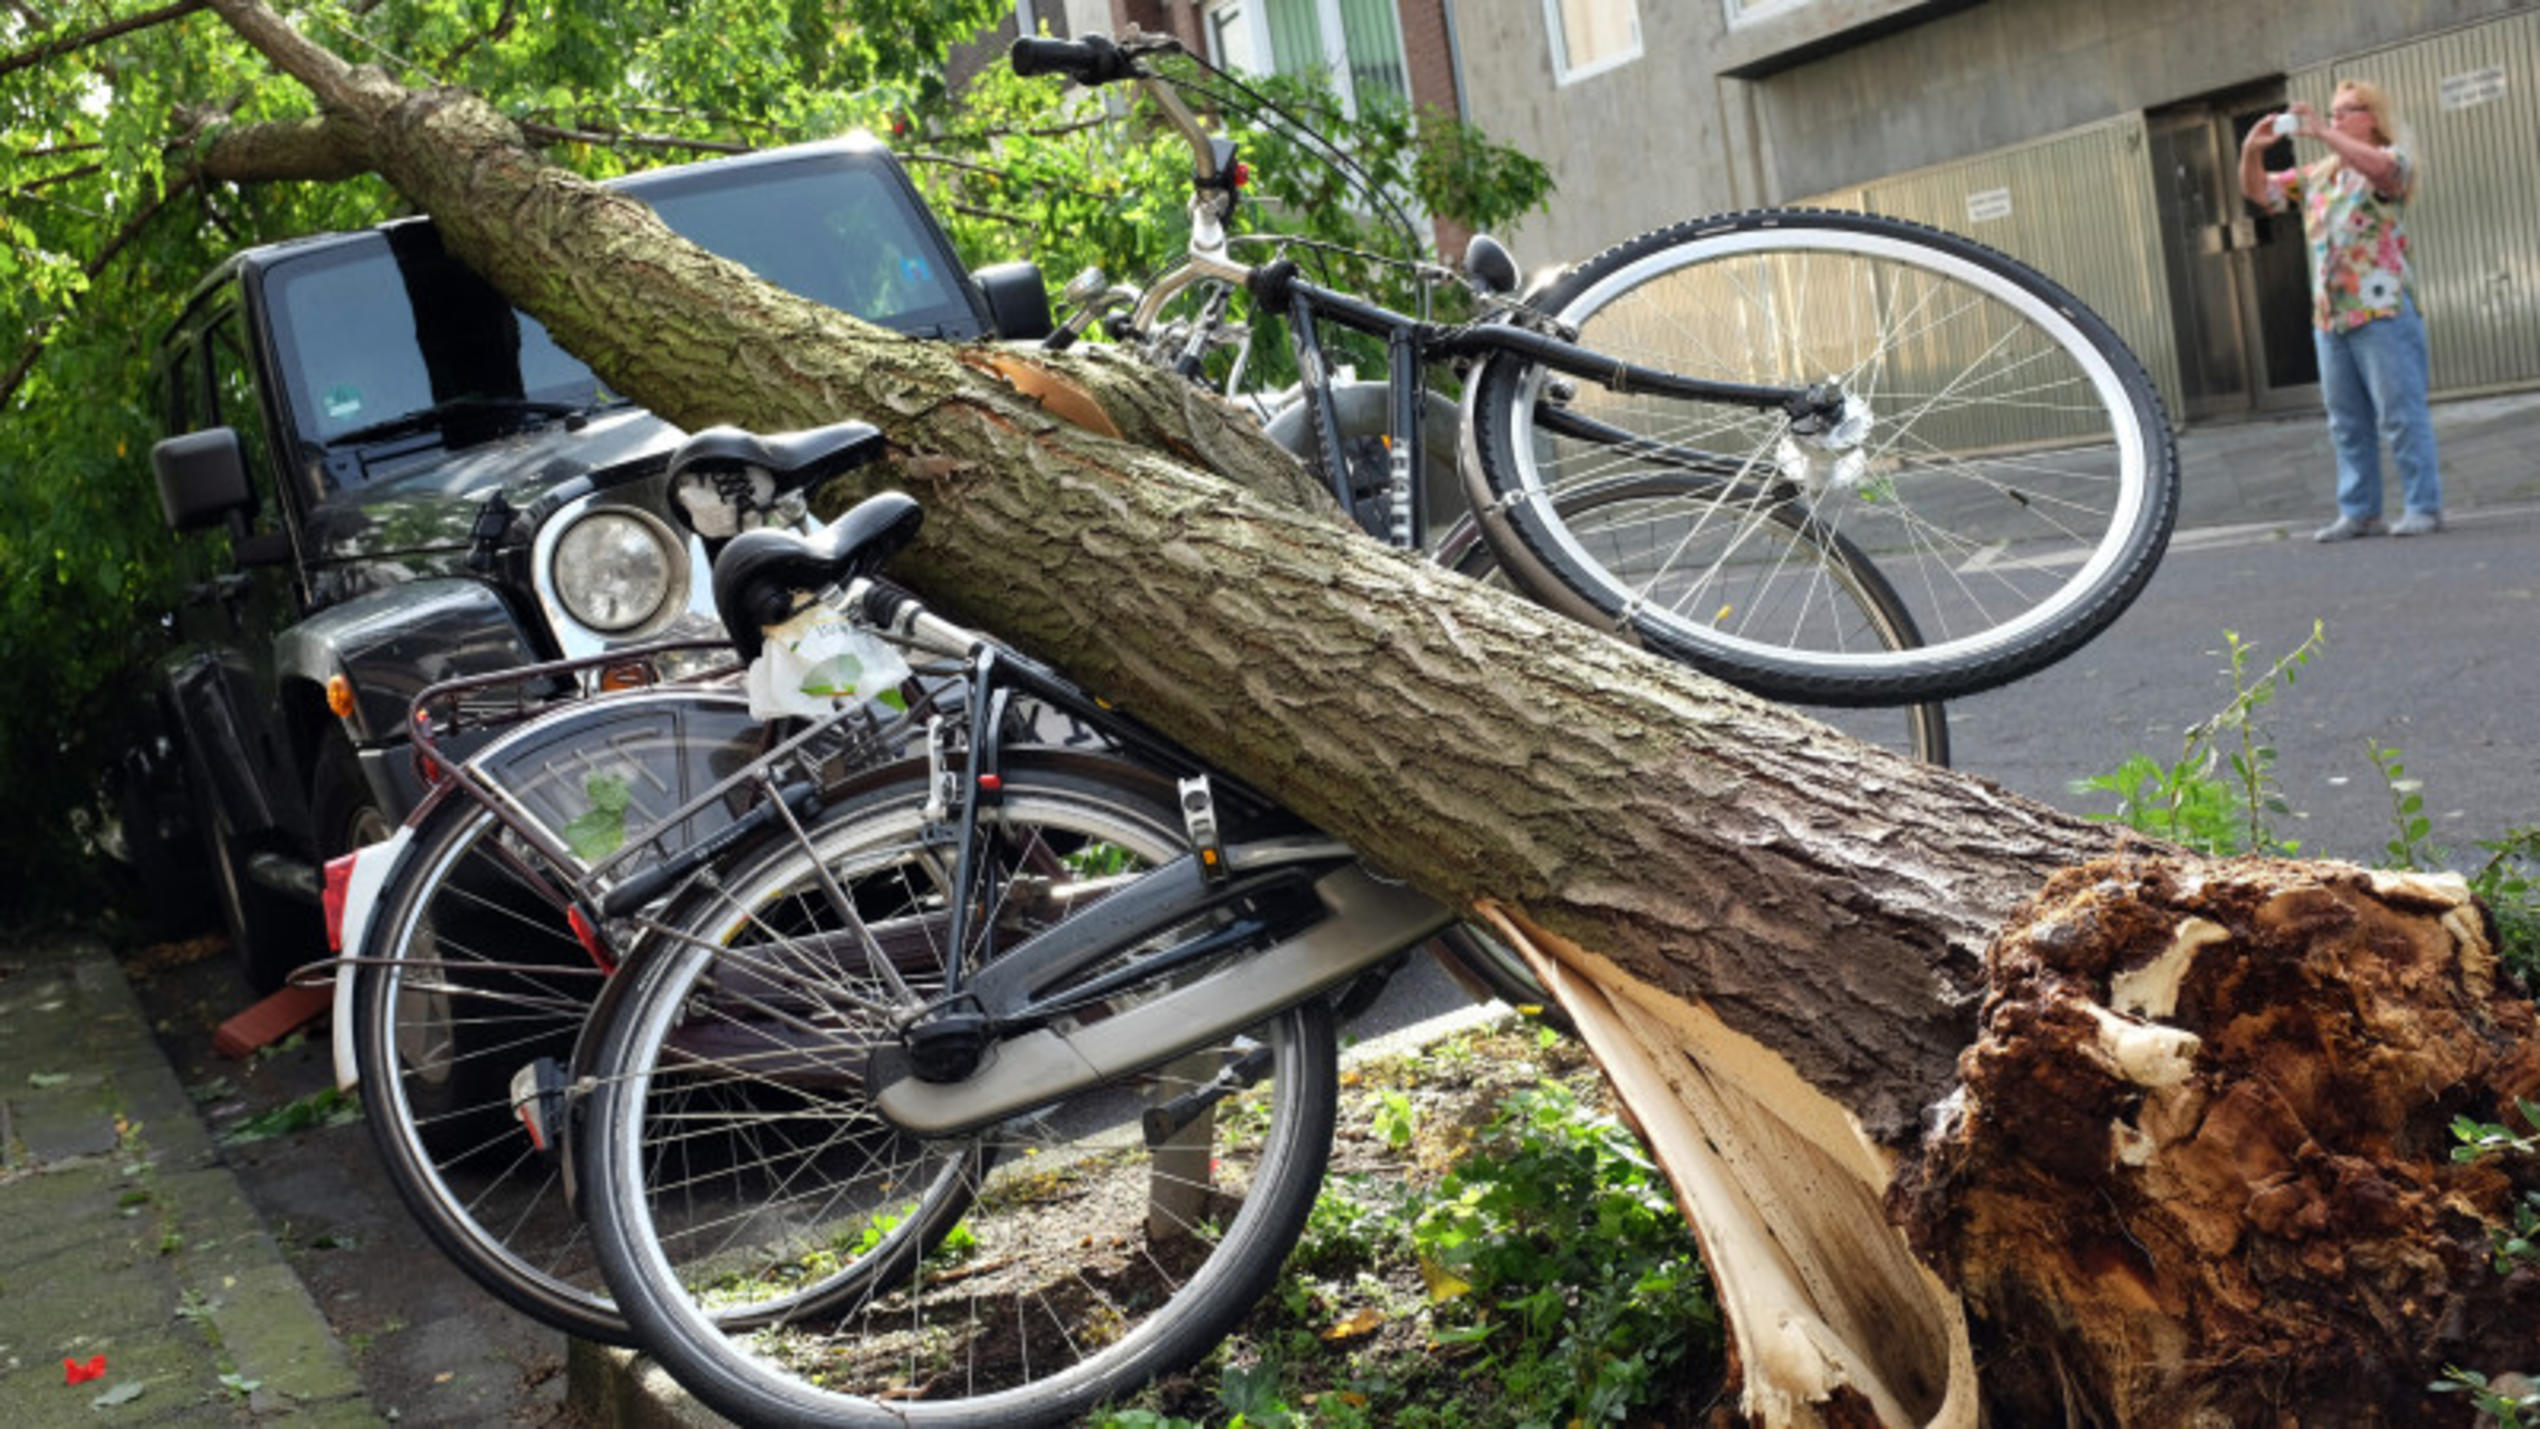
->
<box><xmin>667</xmin><ymin>419</ymin><xmax>888</xmax><ymax>490</ymax></box>
<box><xmin>711</xmin><ymin>490</ymin><xmax>924</xmax><ymax>659</ymax></box>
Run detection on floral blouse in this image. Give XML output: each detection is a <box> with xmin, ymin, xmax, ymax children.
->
<box><xmin>2264</xmin><ymin>149</ymin><xmax>2417</xmax><ymax>333</ymax></box>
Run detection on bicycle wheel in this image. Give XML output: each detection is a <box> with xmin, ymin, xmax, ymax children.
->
<box><xmin>581</xmin><ymin>753</ymin><xmax>1339</xmax><ymax>1427</ymax></box>
<box><xmin>1469</xmin><ymin>208</ymin><xmax>2176</xmax><ymax>706</ymax></box>
<box><xmin>349</xmin><ymin>688</ymin><xmax>799</xmax><ymax>1344</ymax></box>
<box><xmin>350</xmin><ymin>793</ymin><xmax>627</xmax><ymax>1340</ymax></box>
<box><xmin>1435</xmin><ymin>470</ymin><xmax>1950</xmax><ymax>766</ymax></box>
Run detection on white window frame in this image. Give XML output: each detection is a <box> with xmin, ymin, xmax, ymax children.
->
<box><xmin>1723</xmin><ymin>0</ymin><xmax>1812</xmax><ymax>29</ymax></box>
<box><xmin>1543</xmin><ymin>0</ymin><xmax>1642</xmax><ymax>86</ymax></box>
<box><xmin>1201</xmin><ymin>0</ymin><xmax>1415</xmax><ymax>120</ymax></box>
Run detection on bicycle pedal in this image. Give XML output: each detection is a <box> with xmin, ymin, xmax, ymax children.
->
<box><xmin>510</xmin><ymin>1058</ymin><xmax>569</xmax><ymax>1158</ymax></box>
<box><xmin>1179</xmin><ymin>775</ymin><xmax>1226</xmax><ymax>883</ymax></box>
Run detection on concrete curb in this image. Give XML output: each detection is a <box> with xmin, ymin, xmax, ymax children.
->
<box><xmin>0</xmin><ymin>941</ymin><xmax>376</xmax><ymax>1425</ymax></box>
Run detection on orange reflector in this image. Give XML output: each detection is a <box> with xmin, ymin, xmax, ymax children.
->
<box><xmin>1200</xmin><ymin>848</ymin><xmax>1221</xmax><ymax>868</ymax></box>
<box><xmin>326</xmin><ymin>673</ymin><xmax>356</xmax><ymax>719</ymax></box>
<box><xmin>598</xmin><ymin>660</ymin><xmax>653</xmax><ymax>691</ymax></box>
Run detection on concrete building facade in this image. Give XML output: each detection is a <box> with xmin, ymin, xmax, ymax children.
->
<box><xmin>1450</xmin><ymin>0</ymin><xmax>2540</xmax><ymax>422</ymax></box>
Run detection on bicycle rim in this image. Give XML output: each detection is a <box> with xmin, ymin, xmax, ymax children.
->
<box><xmin>584</xmin><ymin>760</ymin><xmax>1339</xmax><ymax>1426</ymax></box>
<box><xmin>353</xmin><ymin>799</ymin><xmax>624</xmax><ymax>1340</ymax></box>
<box><xmin>1436</xmin><ymin>472</ymin><xmax>1950</xmax><ymax>766</ymax></box>
<box><xmin>1474</xmin><ymin>209</ymin><xmax>2174</xmax><ymax>706</ymax></box>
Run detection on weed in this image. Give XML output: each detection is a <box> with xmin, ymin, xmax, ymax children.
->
<box><xmin>2431</xmin><ymin>1102</ymin><xmax>2540</xmax><ymax>1408</ymax></box>
<box><xmin>2467</xmin><ymin>827</ymin><xmax>2540</xmax><ymax>986</ymax></box>
<box><xmin>2073</xmin><ymin>623</ymin><xmax>2322</xmax><ymax>854</ymax></box>
<box><xmin>2430</xmin><ymin>1367</ymin><xmax>2540</xmax><ymax>1427</ymax></box>
<box><xmin>1410</xmin><ymin>1082</ymin><xmax>1719</xmax><ymax>1426</ymax></box>
<box><xmin>1371</xmin><ymin>1091</ymin><xmax>1416</xmax><ymax>1153</ymax></box>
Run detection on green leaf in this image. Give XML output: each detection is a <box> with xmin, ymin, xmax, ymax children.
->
<box><xmin>27</xmin><ymin>1071</ymin><xmax>71</xmax><ymax>1089</ymax></box>
<box><xmin>92</xmin><ymin>1380</ymin><xmax>146</xmax><ymax>1407</ymax></box>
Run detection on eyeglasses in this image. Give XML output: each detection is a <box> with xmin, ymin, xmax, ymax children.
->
<box><xmin>2330</xmin><ymin>104</ymin><xmax>2370</xmax><ymax>117</ymax></box>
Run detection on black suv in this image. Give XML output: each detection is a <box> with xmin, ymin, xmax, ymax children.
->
<box><xmin>126</xmin><ymin>135</ymin><xmax>1052</xmax><ymax>987</ymax></box>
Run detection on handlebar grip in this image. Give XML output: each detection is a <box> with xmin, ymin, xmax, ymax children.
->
<box><xmin>1009</xmin><ymin>34</ymin><xmax>1138</xmax><ymax>84</ymax></box>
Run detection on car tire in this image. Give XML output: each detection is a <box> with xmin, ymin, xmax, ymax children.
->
<box><xmin>195</xmin><ymin>775</ymin><xmax>321</xmax><ymax>995</ymax></box>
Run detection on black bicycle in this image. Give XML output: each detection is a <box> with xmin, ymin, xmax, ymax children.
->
<box><xmin>1015</xmin><ymin>28</ymin><xmax>2177</xmax><ymax>717</ymax></box>
<box><xmin>521</xmin><ymin>487</ymin><xmax>1459</xmax><ymax>1424</ymax></box>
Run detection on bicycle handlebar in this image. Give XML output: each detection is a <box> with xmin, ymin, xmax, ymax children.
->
<box><xmin>1008</xmin><ymin>35</ymin><xmax>1140</xmax><ymax>85</ymax></box>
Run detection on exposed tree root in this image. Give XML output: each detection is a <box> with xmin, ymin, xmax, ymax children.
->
<box><xmin>1898</xmin><ymin>857</ymin><xmax>2540</xmax><ymax>1426</ymax></box>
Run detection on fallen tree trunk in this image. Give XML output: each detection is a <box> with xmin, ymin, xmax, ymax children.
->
<box><xmin>193</xmin><ymin>3</ymin><xmax>2540</xmax><ymax>1419</ymax></box>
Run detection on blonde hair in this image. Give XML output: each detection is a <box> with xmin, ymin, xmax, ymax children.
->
<box><xmin>2328</xmin><ymin>80</ymin><xmax>2417</xmax><ymax>198</ymax></box>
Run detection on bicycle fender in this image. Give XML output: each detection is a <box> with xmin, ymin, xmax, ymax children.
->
<box><xmin>329</xmin><ymin>821</ymin><xmax>418</xmax><ymax>1092</ymax></box>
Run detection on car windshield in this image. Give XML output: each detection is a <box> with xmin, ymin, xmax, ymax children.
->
<box><xmin>265</xmin><ymin>149</ymin><xmax>971</xmax><ymax>489</ymax></box>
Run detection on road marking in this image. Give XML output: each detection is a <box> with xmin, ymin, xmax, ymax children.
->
<box><xmin>1952</xmin><ymin>500</ymin><xmax>2540</xmax><ymax>576</ymax></box>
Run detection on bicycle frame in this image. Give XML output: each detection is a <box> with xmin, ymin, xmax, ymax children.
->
<box><xmin>1107</xmin><ymin>37</ymin><xmax>1839</xmax><ymax>551</ymax></box>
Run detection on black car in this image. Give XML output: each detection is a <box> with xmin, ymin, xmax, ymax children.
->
<box><xmin>124</xmin><ymin>134</ymin><xmax>1053</xmax><ymax>987</ymax></box>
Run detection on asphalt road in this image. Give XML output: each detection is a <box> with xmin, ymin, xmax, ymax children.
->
<box><xmin>1947</xmin><ymin>501</ymin><xmax>2540</xmax><ymax>863</ymax></box>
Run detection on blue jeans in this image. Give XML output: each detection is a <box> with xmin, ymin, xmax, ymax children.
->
<box><xmin>2314</xmin><ymin>299</ymin><xmax>2442</xmax><ymax>521</ymax></box>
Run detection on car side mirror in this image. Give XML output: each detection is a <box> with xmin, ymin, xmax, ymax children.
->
<box><xmin>973</xmin><ymin>261</ymin><xmax>1055</xmax><ymax>341</ymax></box>
<box><xmin>152</xmin><ymin>428</ymin><xmax>255</xmax><ymax>535</ymax></box>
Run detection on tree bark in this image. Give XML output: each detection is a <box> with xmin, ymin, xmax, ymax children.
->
<box><xmin>190</xmin><ymin>3</ymin><xmax>2540</xmax><ymax>1420</ymax></box>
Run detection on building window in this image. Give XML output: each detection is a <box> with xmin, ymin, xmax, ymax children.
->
<box><xmin>1203</xmin><ymin>0</ymin><xmax>1411</xmax><ymax>115</ymax></box>
<box><xmin>1723</xmin><ymin>0</ymin><xmax>1811</xmax><ymax>29</ymax></box>
<box><xmin>1545</xmin><ymin>0</ymin><xmax>1640</xmax><ymax>85</ymax></box>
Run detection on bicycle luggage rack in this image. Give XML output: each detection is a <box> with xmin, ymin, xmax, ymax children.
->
<box><xmin>391</xmin><ymin>637</ymin><xmax>936</xmax><ymax>966</ymax></box>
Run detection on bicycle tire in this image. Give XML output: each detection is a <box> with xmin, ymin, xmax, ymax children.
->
<box><xmin>349</xmin><ymin>793</ymin><xmax>628</xmax><ymax>1341</ymax></box>
<box><xmin>349</xmin><ymin>686</ymin><xmax>832</xmax><ymax>1344</ymax></box>
<box><xmin>1469</xmin><ymin>208</ymin><xmax>2177</xmax><ymax>706</ymax></box>
<box><xmin>580</xmin><ymin>752</ymin><xmax>1340</xmax><ymax>1426</ymax></box>
<box><xmin>1435</xmin><ymin>471</ymin><xmax>1951</xmax><ymax>767</ymax></box>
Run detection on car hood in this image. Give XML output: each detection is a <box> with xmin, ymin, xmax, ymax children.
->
<box><xmin>300</xmin><ymin>406</ymin><xmax>684</xmax><ymax>568</ymax></box>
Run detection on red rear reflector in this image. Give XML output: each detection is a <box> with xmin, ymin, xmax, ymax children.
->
<box><xmin>323</xmin><ymin>852</ymin><xmax>358</xmax><ymax>951</ymax></box>
<box><xmin>568</xmin><ymin>905</ymin><xmax>616</xmax><ymax>972</ymax></box>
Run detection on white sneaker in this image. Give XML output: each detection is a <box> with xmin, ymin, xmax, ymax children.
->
<box><xmin>2313</xmin><ymin>514</ymin><xmax>2385</xmax><ymax>543</ymax></box>
<box><xmin>2390</xmin><ymin>511</ymin><xmax>2444</xmax><ymax>536</ymax></box>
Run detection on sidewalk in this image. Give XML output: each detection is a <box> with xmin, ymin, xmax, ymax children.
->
<box><xmin>2167</xmin><ymin>388</ymin><xmax>2540</xmax><ymax>532</ymax></box>
<box><xmin>0</xmin><ymin>938</ymin><xmax>374</xmax><ymax>1426</ymax></box>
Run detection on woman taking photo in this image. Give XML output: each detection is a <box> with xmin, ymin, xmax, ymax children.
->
<box><xmin>2240</xmin><ymin>80</ymin><xmax>2445</xmax><ymax>541</ymax></box>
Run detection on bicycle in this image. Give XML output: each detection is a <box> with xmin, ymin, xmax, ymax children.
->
<box><xmin>328</xmin><ymin>417</ymin><xmax>1492</xmax><ymax>1348</ymax></box>
<box><xmin>568</xmin><ymin>487</ymin><xmax>1456</xmax><ymax>1424</ymax></box>
<box><xmin>1011</xmin><ymin>28</ymin><xmax>2177</xmax><ymax>715</ymax></box>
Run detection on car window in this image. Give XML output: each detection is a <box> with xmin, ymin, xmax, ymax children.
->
<box><xmin>265</xmin><ymin>230</ymin><xmax>598</xmax><ymax>462</ymax></box>
<box><xmin>261</xmin><ymin>150</ymin><xmax>974</xmax><ymax>495</ymax></box>
<box><xmin>646</xmin><ymin>165</ymin><xmax>976</xmax><ymax>335</ymax></box>
<box><xmin>206</xmin><ymin>310</ymin><xmax>277</xmax><ymax>514</ymax></box>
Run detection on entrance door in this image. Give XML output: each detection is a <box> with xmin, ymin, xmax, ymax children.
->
<box><xmin>2148</xmin><ymin>87</ymin><xmax>2319</xmax><ymax>420</ymax></box>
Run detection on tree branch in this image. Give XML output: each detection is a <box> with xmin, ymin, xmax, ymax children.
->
<box><xmin>202</xmin><ymin>0</ymin><xmax>373</xmax><ymax>115</ymax></box>
<box><xmin>1</xmin><ymin>173</ymin><xmax>196</xmax><ymax>410</ymax></box>
<box><xmin>5</xmin><ymin>161</ymin><xmax>105</xmax><ymax>197</ymax></box>
<box><xmin>440</xmin><ymin>0</ymin><xmax>518</xmax><ymax>70</ymax></box>
<box><xmin>192</xmin><ymin>115</ymin><xmax>369</xmax><ymax>182</ymax></box>
<box><xmin>0</xmin><ymin>0</ymin><xmax>207</xmax><ymax>79</ymax></box>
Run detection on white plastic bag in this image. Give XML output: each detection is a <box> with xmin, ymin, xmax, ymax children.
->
<box><xmin>744</xmin><ymin>604</ymin><xmax>913</xmax><ymax>722</ymax></box>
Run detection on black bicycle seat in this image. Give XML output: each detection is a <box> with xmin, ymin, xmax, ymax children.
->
<box><xmin>711</xmin><ymin>491</ymin><xmax>924</xmax><ymax>659</ymax></box>
<box><xmin>668</xmin><ymin>420</ymin><xmax>888</xmax><ymax>492</ymax></box>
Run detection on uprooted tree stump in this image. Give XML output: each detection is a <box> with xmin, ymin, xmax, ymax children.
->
<box><xmin>126</xmin><ymin>2</ymin><xmax>2540</xmax><ymax>1419</ymax></box>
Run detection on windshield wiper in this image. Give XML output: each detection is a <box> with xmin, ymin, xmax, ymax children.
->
<box><xmin>324</xmin><ymin>396</ymin><xmax>588</xmax><ymax>449</ymax></box>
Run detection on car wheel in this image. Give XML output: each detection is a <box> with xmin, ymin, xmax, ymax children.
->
<box><xmin>195</xmin><ymin>776</ymin><xmax>321</xmax><ymax>995</ymax></box>
<box><xmin>313</xmin><ymin>732</ymin><xmax>395</xmax><ymax>856</ymax></box>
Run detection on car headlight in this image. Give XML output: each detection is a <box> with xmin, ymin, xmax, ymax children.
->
<box><xmin>550</xmin><ymin>508</ymin><xmax>678</xmax><ymax>634</ymax></box>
